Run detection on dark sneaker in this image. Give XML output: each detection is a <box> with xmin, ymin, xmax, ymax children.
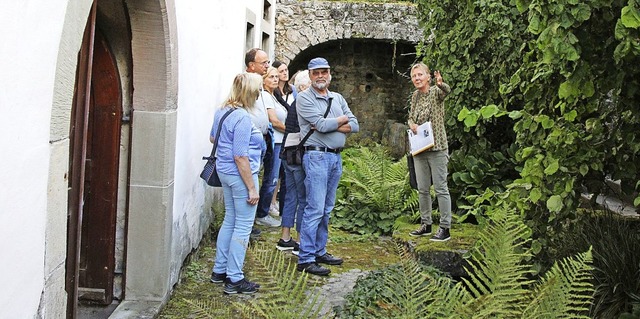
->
<box><xmin>292</xmin><ymin>245</ymin><xmax>299</xmax><ymax>256</ymax></box>
<box><xmin>276</xmin><ymin>238</ymin><xmax>299</xmax><ymax>251</ymax></box>
<box><xmin>316</xmin><ymin>253</ymin><xmax>343</xmax><ymax>265</ymax></box>
<box><xmin>410</xmin><ymin>224</ymin><xmax>432</xmax><ymax>236</ymax></box>
<box><xmin>210</xmin><ymin>272</ymin><xmax>226</xmax><ymax>283</ymax></box>
<box><xmin>430</xmin><ymin>227</ymin><xmax>451</xmax><ymax>242</ymax></box>
<box><xmin>250</xmin><ymin>227</ymin><xmax>261</xmax><ymax>239</ymax></box>
<box><xmin>297</xmin><ymin>262</ymin><xmax>331</xmax><ymax>276</ymax></box>
<box><xmin>223</xmin><ymin>278</ymin><xmax>260</xmax><ymax>294</ymax></box>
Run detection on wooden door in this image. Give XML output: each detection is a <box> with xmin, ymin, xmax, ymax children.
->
<box><xmin>77</xmin><ymin>29</ymin><xmax>122</xmax><ymax>305</ymax></box>
<box><xmin>67</xmin><ymin>0</ymin><xmax>122</xmax><ymax>314</ymax></box>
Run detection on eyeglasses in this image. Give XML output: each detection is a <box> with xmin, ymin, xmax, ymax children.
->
<box><xmin>254</xmin><ymin>60</ymin><xmax>271</xmax><ymax>66</ymax></box>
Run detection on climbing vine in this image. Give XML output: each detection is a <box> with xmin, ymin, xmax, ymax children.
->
<box><xmin>414</xmin><ymin>0</ymin><xmax>640</xmax><ymax>260</ymax></box>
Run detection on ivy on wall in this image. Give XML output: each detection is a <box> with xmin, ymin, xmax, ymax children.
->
<box><xmin>414</xmin><ymin>0</ymin><xmax>640</xmax><ymax>261</ymax></box>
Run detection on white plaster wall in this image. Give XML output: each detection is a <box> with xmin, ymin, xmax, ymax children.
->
<box><xmin>0</xmin><ymin>1</ymin><xmax>71</xmax><ymax>317</ymax></box>
<box><xmin>171</xmin><ymin>0</ymin><xmax>274</xmax><ymax>276</ymax></box>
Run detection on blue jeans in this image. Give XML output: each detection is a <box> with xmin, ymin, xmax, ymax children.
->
<box><xmin>257</xmin><ymin>143</ymin><xmax>282</xmax><ymax>218</ymax></box>
<box><xmin>281</xmin><ymin>161</ymin><xmax>306</xmax><ymax>232</ymax></box>
<box><xmin>414</xmin><ymin>150</ymin><xmax>451</xmax><ymax>228</ymax></box>
<box><xmin>298</xmin><ymin>150</ymin><xmax>342</xmax><ymax>264</ymax></box>
<box><xmin>212</xmin><ymin>172</ymin><xmax>259</xmax><ymax>282</ymax></box>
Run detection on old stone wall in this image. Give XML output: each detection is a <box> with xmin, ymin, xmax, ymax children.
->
<box><xmin>275</xmin><ymin>0</ymin><xmax>422</xmax><ymax>64</ymax></box>
<box><xmin>275</xmin><ymin>0</ymin><xmax>424</xmax><ymax>156</ymax></box>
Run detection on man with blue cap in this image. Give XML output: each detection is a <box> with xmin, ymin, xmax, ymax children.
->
<box><xmin>295</xmin><ymin>57</ymin><xmax>359</xmax><ymax>276</ymax></box>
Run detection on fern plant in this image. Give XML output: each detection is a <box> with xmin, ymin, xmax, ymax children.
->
<box><xmin>334</xmin><ymin>146</ymin><xmax>418</xmax><ymax>235</ymax></box>
<box><xmin>348</xmin><ymin>209</ymin><xmax>594</xmax><ymax>319</ymax></box>
<box><xmin>235</xmin><ymin>242</ymin><xmax>325</xmax><ymax>318</ymax></box>
<box><xmin>181</xmin><ymin>299</ymin><xmax>232</xmax><ymax>318</ymax></box>
<box><xmin>180</xmin><ymin>242</ymin><xmax>325</xmax><ymax>319</ymax></box>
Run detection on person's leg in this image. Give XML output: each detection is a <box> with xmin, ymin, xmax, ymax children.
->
<box><xmin>291</xmin><ymin>164</ymin><xmax>306</xmax><ymax>233</ymax></box>
<box><xmin>315</xmin><ymin>153</ymin><xmax>341</xmax><ymax>257</ymax></box>
<box><xmin>212</xmin><ymin>173</ymin><xmax>238</xmax><ymax>275</ymax></box>
<box><xmin>414</xmin><ymin>151</ymin><xmax>433</xmax><ymax>225</ymax></box>
<box><xmin>298</xmin><ymin>151</ymin><xmax>329</xmax><ymax>265</ymax></box>
<box><xmin>277</xmin><ymin>164</ymin><xmax>286</xmax><ymax>214</ymax></box>
<box><xmin>225</xmin><ymin>173</ymin><xmax>259</xmax><ymax>283</ymax></box>
<box><xmin>256</xmin><ymin>142</ymin><xmax>275</xmax><ymax>219</ymax></box>
<box><xmin>256</xmin><ymin>144</ymin><xmax>282</xmax><ymax>226</ymax></box>
<box><xmin>430</xmin><ymin>150</ymin><xmax>451</xmax><ymax>228</ymax></box>
<box><xmin>280</xmin><ymin>162</ymin><xmax>297</xmax><ymax>238</ymax></box>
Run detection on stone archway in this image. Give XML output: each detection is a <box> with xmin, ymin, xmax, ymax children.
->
<box><xmin>275</xmin><ymin>1</ymin><xmax>423</xmax><ymax>153</ymax></box>
<box><xmin>274</xmin><ymin>0</ymin><xmax>422</xmax><ymax>64</ymax></box>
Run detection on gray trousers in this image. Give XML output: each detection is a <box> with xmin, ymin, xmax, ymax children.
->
<box><xmin>414</xmin><ymin>150</ymin><xmax>451</xmax><ymax>228</ymax></box>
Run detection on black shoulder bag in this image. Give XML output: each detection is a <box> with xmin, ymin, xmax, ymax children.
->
<box><xmin>200</xmin><ymin>108</ymin><xmax>237</xmax><ymax>187</ymax></box>
<box><xmin>284</xmin><ymin>97</ymin><xmax>333</xmax><ymax>166</ymax></box>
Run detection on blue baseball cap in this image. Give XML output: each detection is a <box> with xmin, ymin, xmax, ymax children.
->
<box><xmin>308</xmin><ymin>57</ymin><xmax>330</xmax><ymax>70</ymax></box>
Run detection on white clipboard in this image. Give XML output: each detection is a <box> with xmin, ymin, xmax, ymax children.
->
<box><xmin>407</xmin><ymin>121</ymin><xmax>435</xmax><ymax>156</ymax></box>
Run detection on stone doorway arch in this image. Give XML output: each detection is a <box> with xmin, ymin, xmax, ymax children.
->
<box><xmin>47</xmin><ymin>0</ymin><xmax>179</xmax><ymax>317</ymax></box>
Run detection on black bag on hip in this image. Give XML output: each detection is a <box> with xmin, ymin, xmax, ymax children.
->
<box><xmin>200</xmin><ymin>156</ymin><xmax>221</xmax><ymax>187</ymax></box>
<box><xmin>407</xmin><ymin>153</ymin><xmax>418</xmax><ymax>190</ymax></box>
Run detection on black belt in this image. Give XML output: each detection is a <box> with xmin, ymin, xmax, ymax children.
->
<box><xmin>305</xmin><ymin>146</ymin><xmax>342</xmax><ymax>153</ymax></box>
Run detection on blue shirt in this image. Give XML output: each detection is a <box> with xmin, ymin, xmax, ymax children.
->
<box><xmin>210</xmin><ymin>106</ymin><xmax>264</xmax><ymax>175</ymax></box>
<box><xmin>296</xmin><ymin>88</ymin><xmax>359</xmax><ymax>149</ymax></box>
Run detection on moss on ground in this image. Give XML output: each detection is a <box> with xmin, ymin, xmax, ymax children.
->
<box><xmin>158</xmin><ymin>224</ymin><xmax>404</xmax><ymax>318</ymax></box>
<box><xmin>159</xmin><ymin>217</ymin><xmax>480</xmax><ymax>318</ymax></box>
<box><xmin>393</xmin><ymin>221</ymin><xmax>480</xmax><ymax>253</ymax></box>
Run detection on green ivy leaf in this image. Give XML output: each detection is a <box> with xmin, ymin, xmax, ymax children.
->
<box><xmin>521</xmin><ymin>147</ymin><xmax>535</xmax><ymax>159</ymax></box>
<box><xmin>564</xmin><ymin>110</ymin><xmax>578</xmax><ymax>121</ymax></box>
<box><xmin>558</xmin><ymin>80</ymin><xmax>578</xmax><ymax>98</ymax></box>
<box><xmin>621</xmin><ymin>5</ymin><xmax>640</xmax><ymax>29</ymax></box>
<box><xmin>458</xmin><ymin>107</ymin><xmax>470</xmax><ymax>121</ymax></box>
<box><xmin>635</xmin><ymin>196</ymin><xmax>640</xmax><ymax>207</ymax></box>
<box><xmin>547</xmin><ymin>195</ymin><xmax>564</xmax><ymax>212</ymax></box>
<box><xmin>509</xmin><ymin>110</ymin><xmax>523</xmax><ymax>119</ymax></box>
<box><xmin>571</xmin><ymin>4</ymin><xmax>592</xmax><ymax>22</ymax></box>
<box><xmin>579</xmin><ymin>164</ymin><xmax>589</xmax><ymax>176</ymax></box>
<box><xmin>615</xmin><ymin>19</ymin><xmax>628</xmax><ymax>40</ymax></box>
<box><xmin>544</xmin><ymin>159</ymin><xmax>559</xmax><ymax>175</ymax></box>
<box><xmin>480</xmin><ymin>104</ymin><xmax>500</xmax><ymax>119</ymax></box>
<box><xmin>516</xmin><ymin>0</ymin><xmax>531</xmax><ymax>13</ymax></box>
<box><xmin>530</xmin><ymin>188</ymin><xmax>542</xmax><ymax>202</ymax></box>
<box><xmin>531</xmin><ymin>239</ymin><xmax>543</xmax><ymax>254</ymax></box>
<box><xmin>464</xmin><ymin>112</ymin><xmax>479</xmax><ymax>127</ymax></box>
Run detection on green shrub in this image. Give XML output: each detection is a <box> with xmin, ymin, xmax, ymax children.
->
<box><xmin>341</xmin><ymin>209</ymin><xmax>594</xmax><ymax>318</ymax></box>
<box><xmin>334</xmin><ymin>146</ymin><xmax>418</xmax><ymax>235</ymax></box>
<box><xmin>574</xmin><ymin>213</ymin><xmax>640</xmax><ymax>318</ymax></box>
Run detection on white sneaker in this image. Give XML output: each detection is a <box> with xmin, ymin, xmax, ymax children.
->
<box><xmin>255</xmin><ymin>215</ymin><xmax>281</xmax><ymax>227</ymax></box>
<box><xmin>269</xmin><ymin>204</ymin><xmax>280</xmax><ymax>217</ymax></box>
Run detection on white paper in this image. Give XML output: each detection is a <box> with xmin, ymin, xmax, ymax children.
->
<box><xmin>283</xmin><ymin>132</ymin><xmax>301</xmax><ymax>148</ymax></box>
<box><xmin>407</xmin><ymin>121</ymin><xmax>435</xmax><ymax>155</ymax></box>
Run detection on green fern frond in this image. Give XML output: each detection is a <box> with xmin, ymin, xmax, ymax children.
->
<box><xmin>238</xmin><ymin>242</ymin><xmax>325</xmax><ymax>318</ymax></box>
<box><xmin>459</xmin><ymin>210</ymin><xmax>534</xmax><ymax>316</ymax></box>
<box><xmin>523</xmin><ymin>247</ymin><xmax>594</xmax><ymax>319</ymax></box>
<box><xmin>368</xmin><ymin>244</ymin><xmax>473</xmax><ymax>319</ymax></box>
<box><xmin>341</xmin><ymin>147</ymin><xmax>412</xmax><ymax>212</ymax></box>
<box><xmin>182</xmin><ymin>298</ymin><xmax>231</xmax><ymax>318</ymax></box>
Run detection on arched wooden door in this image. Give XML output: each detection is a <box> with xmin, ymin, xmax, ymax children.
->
<box><xmin>77</xmin><ymin>28</ymin><xmax>122</xmax><ymax>304</ymax></box>
<box><xmin>67</xmin><ymin>2</ymin><xmax>122</xmax><ymax>315</ymax></box>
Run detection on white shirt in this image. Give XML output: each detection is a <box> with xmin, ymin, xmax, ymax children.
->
<box><xmin>261</xmin><ymin>91</ymin><xmax>288</xmax><ymax>143</ymax></box>
<box><xmin>250</xmin><ymin>90</ymin><xmax>271</xmax><ymax>135</ymax></box>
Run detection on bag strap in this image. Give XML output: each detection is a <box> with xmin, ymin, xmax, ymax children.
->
<box><xmin>298</xmin><ymin>97</ymin><xmax>333</xmax><ymax>147</ymax></box>
<box><xmin>209</xmin><ymin>108</ymin><xmax>237</xmax><ymax>158</ymax></box>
